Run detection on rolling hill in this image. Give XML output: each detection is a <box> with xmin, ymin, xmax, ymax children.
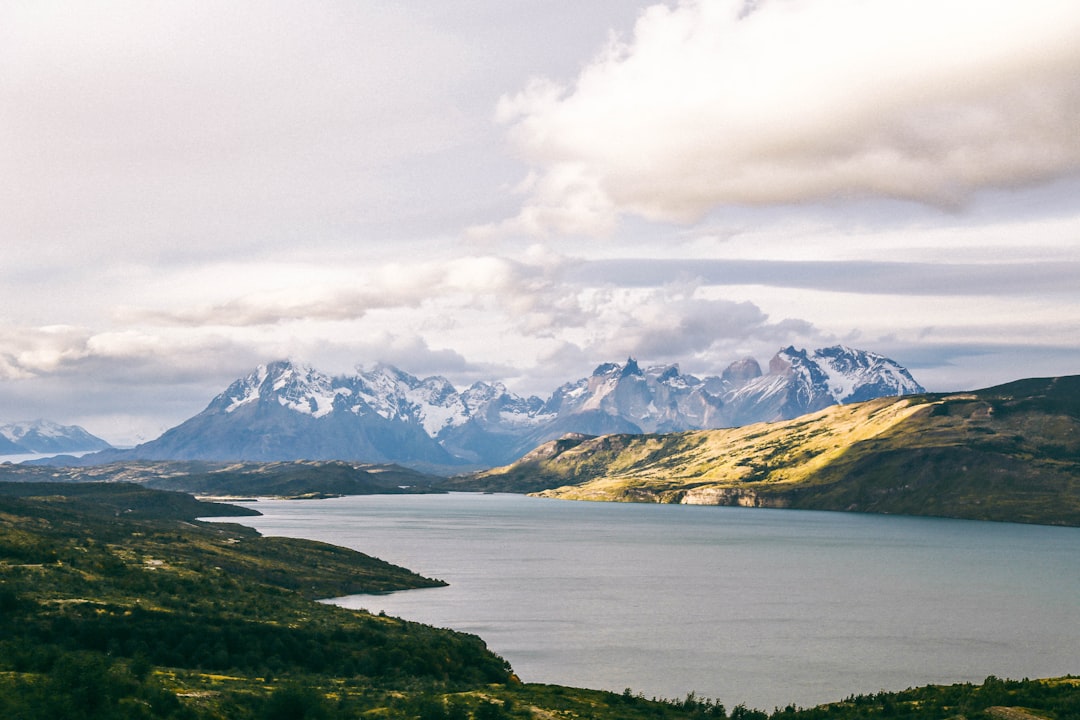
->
<box><xmin>455</xmin><ymin>375</ymin><xmax>1080</xmax><ymax>526</ymax></box>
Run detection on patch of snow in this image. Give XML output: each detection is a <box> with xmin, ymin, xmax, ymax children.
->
<box><xmin>413</xmin><ymin>399</ymin><xmax>464</xmax><ymax>435</ymax></box>
<box><xmin>815</xmin><ymin>357</ymin><xmax>855</xmax><ymax>402</ymax></box>
<box><xmin>225</xmin><ymin>365</ymin><xmax>269</xmax><ymax>413</ymax></box>
<box><xmin>2</xmin><ymin>419</ymin><xmax>69</xmax><ymax>441</ymax></box>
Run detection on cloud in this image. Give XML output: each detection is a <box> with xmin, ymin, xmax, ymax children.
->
<box><xmin>596</xmin><ymin>292</ymin><xmax>818</xmax><ymax>360</ymax></box>
<box><xmin>512</xmin><ymin>281</ymin><xmax>825</xmax><ymax>369</ymax></box>
<box><xmin>0</xmin><ymin>323</ymin><xmax>257</xmax><ymax>383</ymax></box>
<box><xmin>0</xmin><ymin>1</ymin><xmax>480</xmax><ymax>259</ymax></box>
<box><xmin>119</xmin><ymin>256</ymin><xmax>548</xmax><ymax>328</ymax></box>
<box><xmin>491</xmin><ymin>0</ymin><xmax>1080</xmax><ymax>235</ymax></box>
<box><xmin>569</xmin><ymin>258</ymin><xmax>1080</xmax><ymax>296</ymax></box>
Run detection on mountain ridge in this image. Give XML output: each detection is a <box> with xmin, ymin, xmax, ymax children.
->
<box><xmin>69</xmin><ymin>345</ymin><xmax>924</xmax><ymax>469</ymax></box>
<box><xmin>0</xmin><ymin>419</ymin><xmax>113</xmax><ymax>456</ymax></box>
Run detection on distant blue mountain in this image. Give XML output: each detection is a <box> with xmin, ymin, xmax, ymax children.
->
<box><xmin>0</xmin><ymin>420</ymin><xmax>113</xmax><ymax>456</ymax></box>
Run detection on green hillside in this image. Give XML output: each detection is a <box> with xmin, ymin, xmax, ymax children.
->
<box><xmin>461</xmin><ymin>376</ymin><xmax>1080</xmax><ymax>526</ymax></box>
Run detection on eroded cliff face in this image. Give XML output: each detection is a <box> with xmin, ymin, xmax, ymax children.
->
<box><xmin>676</xmin><ymin>486</ymin><xmax>791</xmax><ymax>508</ymax></box>
<box><xmin>544</xmin><ymin>483</ymin><xmax>793</xmax><ymax>508</ymax></box>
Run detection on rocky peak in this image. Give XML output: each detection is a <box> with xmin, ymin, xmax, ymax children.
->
<box><xmin>591</xmin><ymin>362</ymin><xmax>621</xmax><ymax>377</ymax></box>
<box><xmin>620</xmin><ymin>357</ymin><xmax>643</xmax><ymax>378</ymax></box>
<box><xmin>769</xmin><ymin>346</ymin><xmax>809</xmax><ymax>375</ymax></box>
<box><xmin>654</xmin><ymin>364</ymin><xmax>682</xmax><ymax>382</ymax></box>
<box><xmin>722</xmin><ymin>357</ymin><xmax>763</xmax><ymax>385</ymax></box>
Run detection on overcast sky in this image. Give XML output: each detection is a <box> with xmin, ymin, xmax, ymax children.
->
<box><xmin>3</xmin><ymin>0</ymin><xmax>1080</xmax><ymax>445</ymax></box>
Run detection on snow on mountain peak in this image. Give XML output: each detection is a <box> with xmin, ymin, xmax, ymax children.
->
<box><xmin>186</xmin><ymin>346</ymin><xmax>923</xmax><ymax>467</ymax></box>
<box><xmin>222</xmin><ymin>364</ymin><xmax>270</xmax><ymax>413</ymax></box>
<box><xmin>219</xmin><ymin>361</ymin><xmax>344</xmax><ymax>418</ymax></box>
<box><xmin>2</xmin><ymin>419</ymin><xmax>66</xmax><ymax>441</ymax></box>
<box><xmin>0</xmin><ymin>419</ymin><xmax>112</xmax><ymax>455</ymax></box>
<box><xmin>278</xmin><ymin>367</ymin><xmax>340</xmax><ymax>418</ymax></box>
<box><xmin>811</xmin><ymin>345</ymin><xmax>925</xmax><ymax>403</ymax></box>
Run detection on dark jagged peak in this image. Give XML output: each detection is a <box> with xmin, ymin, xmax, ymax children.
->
<box><xmin>265</xmin><ymin>358</ymin><xmax>300</xmax><ymax>375</ymax></box>
<box><xmin>620</xmin><ymin>357</ymin><xmax>643</xmax><ymax>378</ymax></box>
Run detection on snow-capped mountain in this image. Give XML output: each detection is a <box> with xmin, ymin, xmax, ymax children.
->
<box><xmin>0</xmin><ymin>420</ymin><xmax>113</xmax><ymax>456</ymax></box>
<box><xmin>718</xmin><ymin>346</ymin><xmax>923</xmax><ymax>426</ymax></box>
<box><xmin>94</xmin><ymin>346</ymin><xmax>924</xmax><ymax>469</ymax></box>
<box><xmin>812</xmin><ymin>345</ymin><xmax>925</xmax><ymax>403</ymax></box>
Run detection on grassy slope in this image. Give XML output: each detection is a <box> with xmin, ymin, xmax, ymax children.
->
<box><xmin>782</xmin><ymin>376</ymin><xmax>1080</xmax><ymax>523</ymax></box>
<box><xmin>471</xmin><ymin>376</ymin><xmax>1080</xmax><ymax>526</ymax></box>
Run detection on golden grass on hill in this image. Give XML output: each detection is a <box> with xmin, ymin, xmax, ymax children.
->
<box><xmin>534</xmin><ymin>397</ymin><xmax>928</xmax><ymax>502</ymax></box>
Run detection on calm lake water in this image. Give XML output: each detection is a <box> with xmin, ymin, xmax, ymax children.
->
<box><xmin>216</xmin><ymin>493</ymin><xmax>1080</xmax><ymax>710</ymax></box>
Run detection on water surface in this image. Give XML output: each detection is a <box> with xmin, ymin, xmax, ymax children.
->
<box><xmin>217</xmin><ymin>493</ymin><xmax>1080</xmax><ymax>710</ymax></box>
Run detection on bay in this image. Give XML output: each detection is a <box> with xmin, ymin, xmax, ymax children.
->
<box><xmin>216</xmin><ymin>493</ymin><xmax>1080</xmax><ymax>710</ymax></box>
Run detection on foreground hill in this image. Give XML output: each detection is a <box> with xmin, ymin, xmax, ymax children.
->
<box><xmin>459</xmin><ymin>375</ymin><xmax>1080</xmax><ymax>527</ymax></box>
<box><xmin>72</xmin><ymin>345</ymin><xmax>921</xmax><ymax>469</ymax></box>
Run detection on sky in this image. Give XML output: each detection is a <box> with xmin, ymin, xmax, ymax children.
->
<box><xmin>2</xmin><ymin>0</ymin><xmax>1080</xmax><ymax>446</ymax></box>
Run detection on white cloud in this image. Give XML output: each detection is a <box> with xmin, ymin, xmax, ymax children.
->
<box><xmin>492</xmin><ymin>0</ymin><xmax>1080</xmax><ymax>235</ymax></box>
<box><xmin>114</xmin><ymin>255</ymin><xmax>546</xmax><ymax>328</ymax></box>
<box><xmin>0</xmin><ymin>1</ymin><xmax>481</xmax><ymax>259</ymax></box>
<box><xmin>559</xmin><ymin>284</ymin><xmax>822</xmax><ymax>363</ymax></box>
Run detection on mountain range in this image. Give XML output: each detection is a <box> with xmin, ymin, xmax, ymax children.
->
<box><xmin>82</xmin><ymin>345</ymin><xmax>923</xmax><ymax>469</ymax></box>
<box><xmin>0</xmin><ymin>420</ymin><xmax>112</xmax><ymax>457</ymax></box>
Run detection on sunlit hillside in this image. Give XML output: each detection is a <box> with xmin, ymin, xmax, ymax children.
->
<box><xmin>459</xmin><ymin>376</ymin><xmax>1080</xmax><ymax>526</ymax></box>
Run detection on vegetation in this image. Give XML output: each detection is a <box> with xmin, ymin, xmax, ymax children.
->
<box><xmin>756</xmin><ymin>675</ymin><xmax>1080</xmax><ymax>719</ymax></box>
<box><xmin>0</xmin><ymin>459</ymin><xmax>443</xmax><ymax>498</ymax></box>
<box><xmin>0</xmin><ymin>481</ymin><xmax>715</xmax><ymax>718</ymax></box>
<box><xmin>1</xmin><ymin>480</ymin><xmax>1077</xmax><ymax>717</ymax></box>
<box><xmin>462</xmin><ymin>376</ymin><xmax>1080</xmax><ymax>526</ymax></box>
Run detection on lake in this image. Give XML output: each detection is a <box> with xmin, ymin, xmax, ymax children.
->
<box><xmin>216</xmin><ymin>493</ymin><xmax>1080</xmax><ymax>710</ymax></box>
